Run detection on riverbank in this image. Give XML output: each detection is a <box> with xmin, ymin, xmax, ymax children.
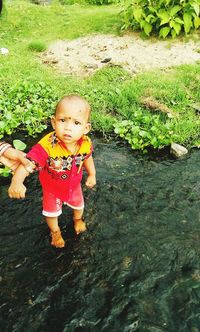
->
<box><xmin>0</xmin><ymin>0</ymin><xmax>200</xmax><ymax>150</ymax></box>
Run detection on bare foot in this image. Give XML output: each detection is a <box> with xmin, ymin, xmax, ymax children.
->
<box><xmin>74</xmin><ymin>218</ymin><xmax>87</xmax><ymax>235</ymax></box>
<box><xmin>51</xmin><ymin>228</ymin><xmax>65</xmax><ymax>248</ymax></box>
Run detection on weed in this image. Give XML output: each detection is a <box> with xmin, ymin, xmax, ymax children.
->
<box><xmin>28</xmin><ymin>41</ymin><xmax>47</xmax><ymax>52</ymax></box>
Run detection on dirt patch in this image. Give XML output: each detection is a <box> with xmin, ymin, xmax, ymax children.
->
<box><xmin>41</xmin><ymin>33</ymin><xmax>200</xmax><ymax>77</ymax></box>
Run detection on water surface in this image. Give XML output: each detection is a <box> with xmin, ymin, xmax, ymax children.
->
<box><xmin>0</xmin><ymin>138</ymin><xmax>200</xmax><ymax>332</ymax></box>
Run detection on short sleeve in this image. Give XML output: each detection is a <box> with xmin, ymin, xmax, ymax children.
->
<box><xmin>78</xmin><ymin>135</ymin><xmax>93</xmax><ymax>160</ymax></box>
<box><xmin>26</xmin><ymin>143</ymin><xmax>48</xmax><ymax>168</ymax></box>
<box><xmin>84</xmin><ymin>142</ymin><xmax>93</xmax><ymax>160</ymax></box>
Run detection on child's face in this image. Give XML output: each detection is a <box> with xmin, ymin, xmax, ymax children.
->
<box><xmin>51</xmin><ymin>99</ymin><xmax>91</xmax><ymax>147</ymax></box>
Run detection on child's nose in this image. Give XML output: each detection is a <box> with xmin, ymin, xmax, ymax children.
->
<box><xmin>64</xmin><ymin>121</ymin><xmax>71</xmax><ymax>130</ymax></box>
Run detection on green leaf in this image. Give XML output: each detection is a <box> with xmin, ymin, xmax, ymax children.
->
<box><xmin>5</xmin><ymin>112</ymin><xmax>12</xmax><ymax>120</ymax></box>
<box><xmin>159</xmin><ymin>26</ymin><xmax>170</xmax><ymax>38</ymax></box>
<box><xmin>13</xmin><ymin>139</ymin><xmax>27</xmax><ymax>151</ymax></box>
<box><xmin>143</xmin><ymin>21</ymin><xmax>152</xmax><ymax>36</ymax></box>
<box><xmin>165</xmin><ymin>0</ymin><xmax>171</xmax><ymax>6</ymax></box>
<box><xmin>183</xmin><ymin>12</ymin><xmax>193</xmax><ymax>33</ymax></box>
<box><xmin>146</xmin><ymin>14</ymin><xmax>156</xmax><ymax>23</ymax></box>
<box><xmin>170</xmin><ymin>21</ymin><xmax>181</xmax><ymax>34</ymax></box>
<box><xmin>194</xmin><ymin>16</ymin><xmax>200</xmax><ymax>28</ymax></box>
<box><xmin>171</xmin><ymin>28</ymin><xmax>177</xmax><ymax>38</ymax></box>
<box><xmin>149</xmin><ymin>6</ymin><xmax>157</xmax><ymax>14</ymax></box>
<box><xmin>170</xmin><ymin>5</ymin><xmax>181</xmax><ymax>17</ymax></box>
<box><xmin>0</xmin><ymin>121</ymin><xmax>5</xmax><ymax>128</ymax></box>
<box><xmin>133</xmin><ymin>7</ymin><xmax>143</xmax><ymax>22</ymax></box>
<box><xmin>174</xmin><ymin>17</ymin><xmax>184</xmax><ymax>24</ymax></box>
<box><xmin>0</xmin><ymin>166</ymin><xmax>11</xmax><ymax>177</ymax></box>
<box><xmin>132</xmin><ymin>137</ymin><xmax>139</xmax><ymax>144</ymax></box>
<box><xmin>139</xmin><ymin>130</ymin><xmax>147</xmax><ymax>137</ymax></box>
<box><xmin>191</xmin><ymin>3</ymin><xmax>200</xmax><ymax>16</ymax></box>
<box><xmin>158</xmin><ymin>11</ymin><xmax>170</xmax><ymax>25</ymax></box>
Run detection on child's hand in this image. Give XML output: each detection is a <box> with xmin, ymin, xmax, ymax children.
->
<box><xmin>85</xmin><ymin>174</ymin><xmax>96</xmax><ymax>189</ymax></box>
<box><xmin>8</xmin><ymin>182</ymin><xmax>27</xmax><ymax>199</ymax></box>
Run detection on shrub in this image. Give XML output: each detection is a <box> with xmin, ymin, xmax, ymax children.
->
<box><xmin>0</xmin><ymin>81</ymin><xmax>58</xmax><ymax>138</ymax></box>
<box><xmin>114</xmin><ymin>111</ymin><xmax>176</xmax><ymax>151</ymax></box>
<box><xmin>121</xmin><ymin>0</ymin><xmax>200</xmax><ymax>38</ymax></box>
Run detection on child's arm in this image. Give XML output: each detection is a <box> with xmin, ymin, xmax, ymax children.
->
<box><xmin>83</xmin><ymin>155</ymin><xmax>96</xmax><ymax>188</ymax></box>
<box><xmin>8</xmin><ymin>164</ymin><xmax>30</xmax><ymax>199</ymax></box>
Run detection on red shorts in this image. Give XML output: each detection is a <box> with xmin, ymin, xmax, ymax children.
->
<box><xmin>42</xmin><ymin>186</ymin><xmax>84</xmax><ymax>217</ymax></box>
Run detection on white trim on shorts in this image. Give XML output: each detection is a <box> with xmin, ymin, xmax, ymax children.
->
<box><xmin>65</xmin><ymin>202</ymin><xmax>84</xmax><ymax>210</ymax></box>
<box><xmin>42</xmin><ymin>209</ymin><xmax>62</xmax><ymax>217</ymax></box>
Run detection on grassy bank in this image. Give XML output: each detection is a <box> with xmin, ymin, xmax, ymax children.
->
<box><xmin>0</xmin><ymin>0</ymin><xmax>200</xmax><ymax>151</ymax></box>
<box><xmin>0</xmin><ymin>1</ymin><xmax>121</xmax><ymax>82</ymax></box>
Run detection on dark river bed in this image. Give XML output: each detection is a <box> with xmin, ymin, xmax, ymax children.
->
<box><xmin>0</xmin><ymin>137</ymin><xmax>200</xmax><ymax>332</ymax></box>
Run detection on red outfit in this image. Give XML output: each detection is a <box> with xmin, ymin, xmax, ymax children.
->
<box><xmin>26</xmin><ymin>132</ymin><xmax>92</xmax><ymax>216</ymax></box>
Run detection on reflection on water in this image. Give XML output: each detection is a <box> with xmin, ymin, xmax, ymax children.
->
<box><xmin>0</xmin><ymin>138</ymin><xmax>200</xmax><ymax>332</ymax></box>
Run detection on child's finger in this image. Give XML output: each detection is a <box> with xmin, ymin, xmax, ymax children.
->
<box><xmin>85</xmin><ymin>180</ymin><xmax>91</xmax><ymax>188</ymax></box>
<box><xmin>86</xmin><ymin>181</ymin><xmax>95</xmax><ymax>189</ymax></box>
<box><xmin>8</xmin><ymin>187</ymin><xmax>26</xmax><ymax>199</ymax></box>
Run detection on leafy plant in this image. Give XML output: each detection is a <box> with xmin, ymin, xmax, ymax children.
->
<box><xmin>121</xmin><ymin>0</ymin><xmax>200</xmax><ymax>38</ymax></box>
<box><xmin>0</xmin><ymin>1</ymin><xmax>200</xmax><ymax>154</ymax></box>
<box><xmin>114</xmin><ymin>111</ymin><xmax>177</xmax><ymax>151</ymax></box>
<box><xmin>0</xmin><ymin>166</ymin><xmax>11</xmax><ymax>177</ymax></box>
<box><xmin>0</xmin><ymin>81</ymin><xmax>58</xmax><ymax>138</ymax></box>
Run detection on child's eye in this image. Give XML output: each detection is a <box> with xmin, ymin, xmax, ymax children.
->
<box><xmin>59</xmin><ymin>119</ymin><xmax>65</xmax><ymax>123</ymax></box>
<box><xmin>75</xmin><ymin>120</ymin><xmax>81</xmax><ymax>125</ymax></box>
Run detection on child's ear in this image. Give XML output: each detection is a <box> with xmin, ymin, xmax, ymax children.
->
<box><xmin>84</xmin><ymin>122</ymin><xmax>91</xmax><ymax>135</ymax></box>
<box><xmin>51</xmin><ymin>116</ymin><xmax>56</xmax><ymax>129</ymax></box>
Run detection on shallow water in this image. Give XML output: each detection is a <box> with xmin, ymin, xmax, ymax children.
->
<box><xmin>0</xmin><ymin>138</ymin><xmax>200</xmax><ymax>332</ymax></box>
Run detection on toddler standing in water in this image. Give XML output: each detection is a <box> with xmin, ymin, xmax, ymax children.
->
<box><xmin>8</xmin><ymin>95</ymin><xmax>96</xmax><ymax>248</ymax></box>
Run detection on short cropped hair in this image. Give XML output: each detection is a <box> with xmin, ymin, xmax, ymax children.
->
<box><xmin>55</xmin><ymin>95</ymin><xmax>91</xmax><ymax>121</ymax></box>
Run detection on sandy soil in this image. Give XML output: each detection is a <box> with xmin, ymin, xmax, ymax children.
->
<box><xmin>41</xmin><ymin>33</ymin><xmax>200</xmax><ymax>77</ymax></box>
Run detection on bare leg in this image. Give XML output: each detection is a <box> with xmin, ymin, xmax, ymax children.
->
<box><xmin>46</xmin><ymin>216</ymin><xmax>65</xmax><ymax>248</ymax></box>
<box><xmin>73</xmin><ymin>208</ymin><xmax>86</xmax><ymax>235</ymax></box>
<box><xmin>46</xmin><ymin>216</ymin><xmax>59</xmax><ymax>232</ymax></box>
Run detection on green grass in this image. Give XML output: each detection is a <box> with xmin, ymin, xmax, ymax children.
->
<box><xmin>28</xmin><ymin>41</ymin><xmax>47</xmax><ymax>52</ymax></box>
<box><xmin>0</xmin><ymin>0</ymin><xmax>200</xmax><ymax>150</ymax></box>
<box><xmin>0</xmin><ymin>1</ymin><xmax>121</xmax><ymax>83</ymax></box>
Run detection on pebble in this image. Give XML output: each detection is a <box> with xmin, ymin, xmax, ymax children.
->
<box><xmin>0</xmin><ymin>47</ymin><xmax>9</xmax><ymax>55</ymax></box>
